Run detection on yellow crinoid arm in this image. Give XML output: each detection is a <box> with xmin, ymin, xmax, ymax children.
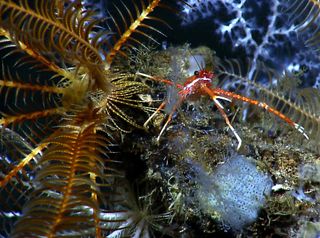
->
<box><xmin>106</xmin><ymin>0</ymin><xmax>171</xmax><ymax>64</ymax></box>
<box><xmin>0</xmin><ymin>0</ymin><xmax>111</xmax><ymax>90</ymax></box>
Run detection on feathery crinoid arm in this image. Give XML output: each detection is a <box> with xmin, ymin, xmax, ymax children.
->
<box><xmin>286</xmin><ymin>0</ymin><xmax>320</xmax><ymax>48</ymax></box>
<box><xmin>0</xmin><ymin>36</ymin><xmax>66</xmax><ymax>147</ymax></box>
<box><xmin>0</xmin><ymin>0</ymin><xmax>112</xmax><ymax>88</ymax></box>
<box><xmin>216</xmin><ymin>59</ymin><xmax>320</xmax><ymax>150</ymax></box>
<box><xmin>0</xmin><ymin>126</ymin><xmax>45</xmax><ymax>237</ymax></box>
<box><xmin>9</xmin><ymin>106</ymin><xmax>119</xmax><ymax>238</ymax></box>
<box><xmin>0</xmin><ymin>49</ymin><xmax>66</xmax><ymax>236</ymax></box>
<box><xmin>106</xmin><ymin>0</ymin><xmax>174</xmax><ymax>65</ymax></box>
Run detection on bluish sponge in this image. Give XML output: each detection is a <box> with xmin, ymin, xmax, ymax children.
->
<box><xmin>198</xmin><ymin>155</ymin><xmax>273</xmax><ymax>231</ymax></box>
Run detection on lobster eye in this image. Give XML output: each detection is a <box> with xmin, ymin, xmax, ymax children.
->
<box><xmin>194</xmin><ymin>70</ymin><xmax>199</xmax><ymax>76</ymax></box>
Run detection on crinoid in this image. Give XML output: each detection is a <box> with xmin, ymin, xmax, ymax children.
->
<box><xmin>0</xmin><ymin>0</ymin><xmax>181</xmax><ymax>236</ymax></box>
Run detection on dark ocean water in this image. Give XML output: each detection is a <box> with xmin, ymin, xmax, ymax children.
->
<box><xmin>97</xmin><ymin>0</ymin><xmax>320</xmax><ymax>88</ymax></box>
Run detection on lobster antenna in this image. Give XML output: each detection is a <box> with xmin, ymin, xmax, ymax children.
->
<box><xmin>188</xmin><ymin>48</ymin><xmax>204</xmax><ymax>72</ymax></box>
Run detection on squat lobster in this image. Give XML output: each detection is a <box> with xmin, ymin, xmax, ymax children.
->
<box><xmin>137</xmin><ymin>70</ymin><xmax>309</xmax><ymax>150</ymax></box>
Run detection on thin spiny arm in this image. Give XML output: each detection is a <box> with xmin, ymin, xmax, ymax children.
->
<box><xmin>0</xmin><ymin>108</ymin><xmax>65</xmax><ymax>126</ymax></box>
<box><xmin>0</xmin><ymin>28</ymin><xmax>75</xmax><ymax>81</ymax></box>
<box><xmin>0</xmin><ymin>142</ymin><xmax>48</xmax><ymax>187</ymax></box>
<box><xmin>0</xmin><ymin>80</ymin><xmax>64</xmax><ymax>94</ymax></box>
<box><xmin>106</xmin><ymin>0</ymin><xmax>162</xmax><ymax>64</ymax></box>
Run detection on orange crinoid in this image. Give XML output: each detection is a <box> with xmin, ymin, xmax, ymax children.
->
<box><xmin>0</xmin><ymin>0</ymin><xmax>178</xmax><ymax>237</ymax></box>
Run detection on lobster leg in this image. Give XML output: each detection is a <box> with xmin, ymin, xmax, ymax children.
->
<box><xmin>201</xmin><ymin>86</ymin><xmax>242</xmax><ymax>149</ymax></box>
<box><xmin>214</xmin><ymin>98</ymin><xmax>242</xmax><ymax>150</ymax></box>
<box><xmin>157</xmin><ymin>96</ymin><xmax>185</xmax><ymax>141</ymax></box>
<box><xmin>205</xmin><ymin>87</ymin><xmax>309</xmax><ymax>140</ymax></box>
<box><xmin>144</xmin><ymin>101</ymin><xmax>166</xmax><ymax>128</ymax></box>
